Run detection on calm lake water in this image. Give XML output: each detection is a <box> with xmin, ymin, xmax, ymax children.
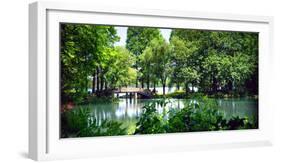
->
<box><xmin>78</xmin><ymin>98</ymin><xmax>258</xmax><ymax>132</ymax></box>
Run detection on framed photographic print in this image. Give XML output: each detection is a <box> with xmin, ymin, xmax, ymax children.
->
<box><xmin>29</xmin><ymin>1</ymin><xmax>274</xmax><ymax>161</ymax></box>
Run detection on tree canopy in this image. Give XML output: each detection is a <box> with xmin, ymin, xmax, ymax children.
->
<box><xmin>60</xmin><ymin>24</ymin><xmax>258</xmax><ymax>104</ymax></box>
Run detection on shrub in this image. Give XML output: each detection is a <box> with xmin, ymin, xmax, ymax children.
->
<box><xmin>135</xmin><ymin>97</ymin><xmax>256</xmax><ymax>134</ymax></box>
<box><xmin>61</xmin><ymin>107</ymin><xmax>91</xmax><ymax>136</ymax></box>
<box><xmin>61</xmin><ymin>107</ymin><xmax>127</xmax><ymax>138</ymax></box>
<box><xmin>166</xmin><ymin>90</ymin><xmax>186</xmax><ymax>98</ymax></box>
<box><xmin>84</xmin><ymin>95</ymin><xmax>119</xmax><ymax>104</ymax></box>
<box><xmin>154</xmin><ymin>91</ymin><xmax>206</xmax><ymax>99</ymax></box>
<box><xmin>134</xmin><ymin>99</ymin><xmax>169</xmax><ymax>134</ymax></box>
<box><xmin>227</xmin><ymin>116</ymin><xmax>257</xmax><ymax>130</ymax></box>
<box><xmin>168</xmin><ymin>98</ymin><xmax>228</xmax><ymax>132</ymax></box>
<box><xmin>77</xmin><ymin>119</ymin><xmax>127</xmax><ymax>137</ymax></box>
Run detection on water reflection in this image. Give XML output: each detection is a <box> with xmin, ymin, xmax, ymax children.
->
<box><xmin>82</xmin><ymin>98</ymin><xmax>257</xmax><ymax>127</ymax></box>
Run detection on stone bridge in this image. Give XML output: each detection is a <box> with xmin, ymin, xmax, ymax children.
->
<box><xmin>113</xmin><ymin>87</ymin><xmax>152</xmax><ymax>98</ymax></box>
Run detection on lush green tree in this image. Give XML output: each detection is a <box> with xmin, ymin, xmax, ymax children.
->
<box><xmin>105</xmin><ymin>46</ymin><xmax>137</xmax><ymax>89</ymax></box>
<box><xmin>150</xmin><ymin>38</ymin><xmax>173</xmax><ymax>95</ymax></box>
<box><xmin>60</xmin><ymin>24</ymin><xmax>119</xmax><ymax>104</ymax></box>
<box><xmin>170</xmin><ymin>36</ymin><xmax>199</xmax><ymax>94</ymax></box>
<box><xmin>202</xmin><ymin>50</ymin><xmax>231</xmax><ymax>93</ymax></box>
<box><xmin>231</xmin><ymin>53</ymin><xmax>255</xmax><ymax>92</ymax></box>
<box><xmin>126</xmin><ymin>27</ymin><xmax>162</xmax><ymax>56</ymax></box>
<box><xmin>169</xmin><ymin>36</ymin><xmax>187</xmax><ymax>90</ymax></box>
<box><xmin>209</xmin><ymin>32</ymin><xmax>258</xmax><ymax>94</ymax></box>
<box><xmin>178</xmin><ymin>67</ymin><xmax>200</xmax><ymax>93</ymax></box>
<box><xmin>170</xmin><ymin>29</ymin><xmax>258</xmax><ymax>95</ymax></box>
<box><xmin>139</xmin><ymin>47</ymin><xmax>153</xmax><ymax>89</ymax></box>
<box><xmin>126</xmin><ymin>27</ymin><xmax>162</xmax><ymax>87</ymax></box>
<box><xmin>170</xmin><ymin>29</ymin><xmax>212</xmax><ymax>93</ymax></box>
<box><xmin>61</xmin><ymin>23</ymin><xmax>258</xmax><ymax>105</ymax></box>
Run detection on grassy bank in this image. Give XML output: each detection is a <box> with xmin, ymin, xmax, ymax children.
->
<box><xmin>154</xmin><ymin>90</ymin><xmax>258</xmax><ymax>99</ymax></box>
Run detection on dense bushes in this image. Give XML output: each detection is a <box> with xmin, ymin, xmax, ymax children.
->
<box><xmin>135</xmin><ymin>98</ymin><xmax>256</xmax><ymax>134</ymax></box>
<box><xmin>61</xmin><ymin>107</ymin><xmax>127</xmax><ymax>138</ymax></box>
<box><xmin>154</xmin><ymin>90</ymin><xmax>256</xmax><ymax>99</ymax></box>
<box><xmin>154</xmin><ymin>91</ymin><xmax>206</xmax><ymax>99</ymax></box>
<box><xmin>134</xmin><ymin>100</ymin><xmax>169</xmax><ymax>134</ymax></box>
<box><xmin>167</xmin><ymin>98</ymin><xmax>225</xmax><ymax>132</ymax></box>
<box><xmin>83</xmin><ymin>95</ymin><xmax>119</xmax><ymax>104</ymax></box>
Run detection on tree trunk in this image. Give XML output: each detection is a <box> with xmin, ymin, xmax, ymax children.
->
<box><xmin>185</xmin><ymin>83</ymin><xmax>188</xmax><ymax>95</ymax></box>
<box><xmin>212</xmin><ymin>75</ymin><xmax>217</xmax><ymax>94</ymax></box>
<box><xmin>146</xmin><ymin>77</ymin><xmax>150</xmax><ymax>90</ymax></box>
<box><xmin>85</xmin><ymin>77</ymin><xmax>88</xmax><ymax>93</ymax></box>
<box><xmin>135</xmin><ymin>64</ymin><xmax>138</xmax><ymax>88</ymax></box>
<box><xmin>176</xmin><ymin>82</ymin><xmax>180</xmax><ymax>90</ymax></box>
<box><xmin>100</xmin><ymin>73</ymin><xmax>104</xmax><ymax>91</ymax></box>
<box><xmin>141</xmin><ymin>78</ymin><xmax>144</xmax><ymax>88</ymax></box>
<box><xmin>162</xmin><ymin>80</ymin><xmax>166</xmax><ymax>95</ymax></box>
<box><xmin>136</xmin><ymin>78</ymin><xmax>138</xmax><ymax>88</ymax></box>
<box><xmin>227</xmin><ymin>80</ymin><xmax>233</xmax><ymax>92</ymax></box>
<box><xmin>105</xmin><ymin>80</ymin><xmax>108</xmax><ymax>90</ymax></box>
<box><xmin>96</xmin><ymin>68</ymin><xmax>100</xmax><ymax>91</ymax></box>
<box><xmin>92</xmin><ymin>72</ymin><xmax>96</xmax><ymax>94</ymax></box>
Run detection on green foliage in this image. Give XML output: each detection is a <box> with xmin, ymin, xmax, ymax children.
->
<box><xmin>150</xmin><ymin>38</ymin><xmax>173</xmax><ymax>95</ymax></box>
<box><xmin>135</xmin><ymin>98</ymin><xmax>256</xmax><ymax>134</ymax></box>
<box><xmin>77</xmin><ymin>119</ymin><xmax>127</xmax><ymax>137</ymax></box>
<box><xmin>105</xmin><ymin>46</ymin><xmax>137</xmax><ymax>88</ymax></box>
<box><xmin>60</xmin><ymin>24</ymin><xmax>119</xmax><ymax>104</ymax></box>
<box><xmin>61</xmin><ymin>107</ymin><xmax>91</xmax><ymax>137</ymax></box>
<box><xmin>138</xmin><ymin>36</ymin><xmax>174</xmax><ymax>92</ymax></box>
<box><xmin>61</xmin><ymin>107</ymin><xmax>127</xmax><ymax>138</ymax></box>
<box><xmin>61</xmin><ymin>24</ymin><xmax>258</xmax><ymax>104</ymax></box>
<box><xmin>155</xmin><ymin>91</ymin><xmax>206</xmax><ymax>99</ymax></box>
<box><xmin>84</xmin><ymin>95</ymin><xmax>119</xmax><ymax>104</ymax></box>
<box><xmin>61</xmin><ymin>98</ymin><xmax>257</xmax><ymax>138</ymax></box>
<box><xmin>126</xmin><ymin>27</ymin><xmax>163</xmax><ymax>87</ymax></box>
<box><xmin>60</xmin><ymin>24</ymin><xmax>258</xmax><ymax>138</ymax></box>
<box><xmin>154</xmin><ymin>90</ymin><xmax>186</xmax><ymax>98</ymax></box>
<box><xmin>170</xmin><ymin>36</ymin><xmax>200</xmax><ymax>93</ymax></box>
<box><xmin>139</xmin><ymin>46</ymin><xmax>154</xmax><ymax>89</ymax></box>
<box><xmin>170</xmin><ymin>29</ymin><xmax>258</xmax><ymax>95</ymax></box>
<box><xmin>135</xmin><ymin>99</ymin><xmax>169</xmax><ymax>134</ymax></box>
<box><xmin>227</xmin><ymin>116</ymin><xmax>257</xmax><ymax>130</ymax></box>
<box><xmin>171</xmin><ymin>98</ymin><xmax>227</xmax><ymax>132</ymax></box>
<box><xmin>126</xmin><ymin>27</ymin><xmax>162</xmax><ymax>56</ymax></box>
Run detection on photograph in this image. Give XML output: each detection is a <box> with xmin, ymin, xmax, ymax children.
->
<box><xmin>60</xmin><ymin>23</ymin><xmax>259</xmax><ymax>138</ymax></box>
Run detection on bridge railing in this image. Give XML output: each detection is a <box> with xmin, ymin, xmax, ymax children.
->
<box><xmin>115</xmin><ymin>87</ymin><xmax>144</xmax><ymax>93</ymax></box>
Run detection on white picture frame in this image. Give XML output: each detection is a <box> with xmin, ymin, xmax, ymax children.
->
<box><xmin>29</xmin><ymin>1</ymin><xmax>274</xmax><ymax>161</ymax></box>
